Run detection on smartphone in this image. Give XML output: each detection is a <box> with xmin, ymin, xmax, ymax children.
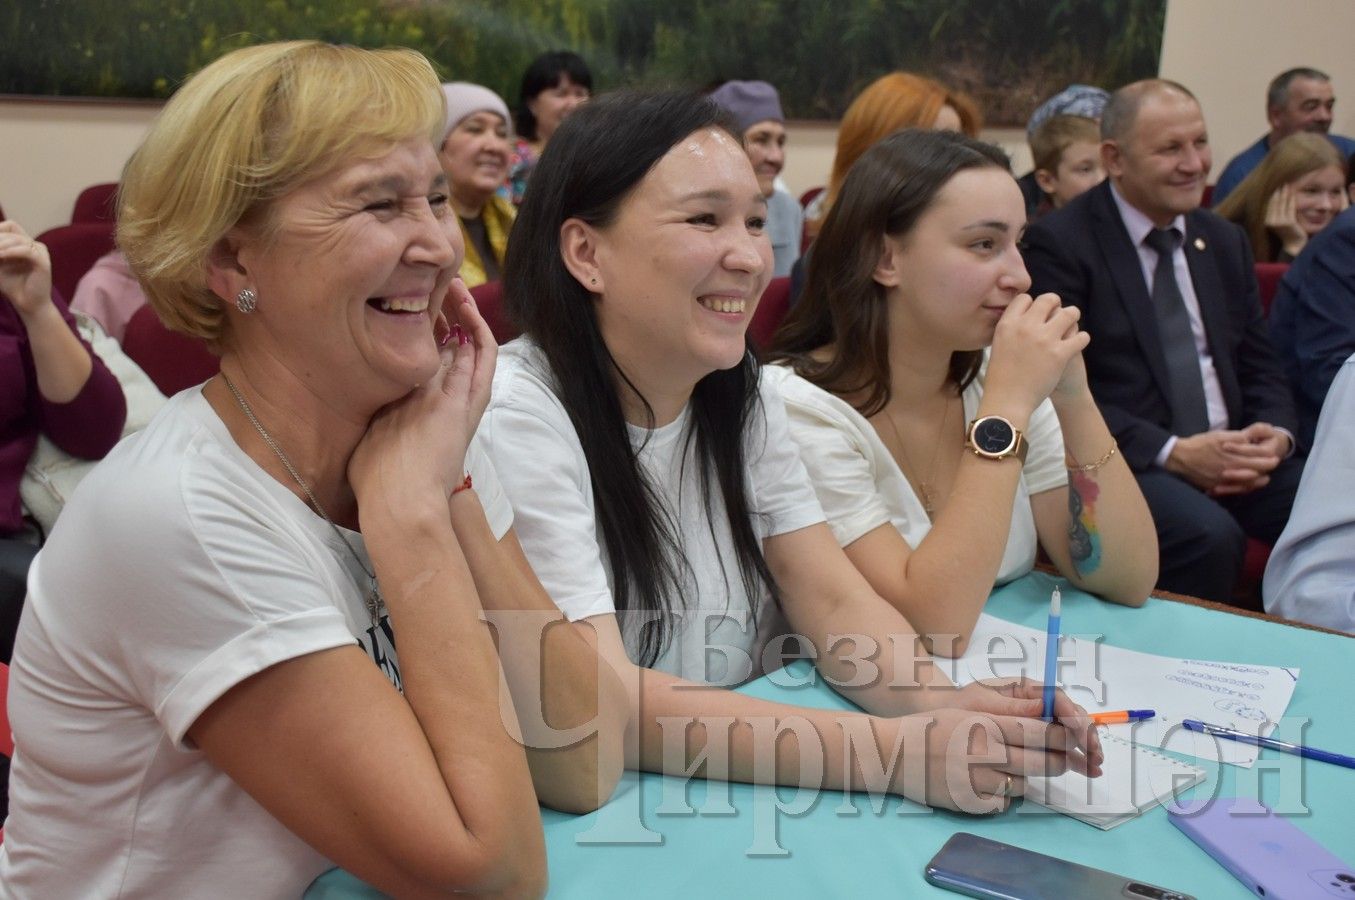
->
<box><xmin>924</xmin><ymin>832</ymin><xmax>1196</xmax><ymax>900</ymax></box>
<box><xmin>1169</xmin><ymin>798</ymin><xmax>1355</xmax><ymax>900</ymax></box>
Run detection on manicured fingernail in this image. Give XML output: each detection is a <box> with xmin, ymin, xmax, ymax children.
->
<box><xmin>452</xmin><ymin>324</ymin><xmax>468</xmax><ymax>346</ymax></box>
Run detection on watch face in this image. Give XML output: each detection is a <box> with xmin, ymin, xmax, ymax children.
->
<box><xmin>973</xmin><ymin>417</ymin><xmax>1016</xmax><ymax>455</ymax></box>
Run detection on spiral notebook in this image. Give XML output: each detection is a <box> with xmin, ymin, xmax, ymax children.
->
<box><xmin>1024</xmin><ymin>733</ymin><xmax>1206</xmax><ymax>830</ymax></box>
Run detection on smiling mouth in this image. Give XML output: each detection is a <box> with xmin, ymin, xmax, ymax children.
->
<box><xmin>369</xmin><ymin>296</ymin><xmax>430</xmax><ymax>314</ymax></box>
<box><xmin>699</xmin><ymin>296</ymin><xmax>747</xmax><ymax>314</ymax></box>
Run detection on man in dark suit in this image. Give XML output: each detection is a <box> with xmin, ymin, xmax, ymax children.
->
<box><xmin>1023</xmin><ymin>79</ymin><xmax>1302</xmax><ymax>605</ymax></box>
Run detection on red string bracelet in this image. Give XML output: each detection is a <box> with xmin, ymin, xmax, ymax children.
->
<box><xmin>452</xmin><ymin>473</ymin><xmax>473</xmax><ymax>495</ymax></box>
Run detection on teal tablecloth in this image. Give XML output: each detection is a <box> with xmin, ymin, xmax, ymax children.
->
<box><xmin>307</xmin><ymin>572</ymin><xmax>1354</xmax><ymax>898</ymax></box>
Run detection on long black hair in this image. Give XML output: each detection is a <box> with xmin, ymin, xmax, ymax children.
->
<box><xmin>770</xmin><ymin>129</ymin><xmax>1010</xmax><ymax>415</ymax></box>
<box><xmin>515</xmin><ymin>50</ymin><xmax>593</xmax><ymax>142</ymax></box>
<box><xmin>503</xmin><ymin>90</ymin><xmax>776</xmax><ymax>667</ymax></box>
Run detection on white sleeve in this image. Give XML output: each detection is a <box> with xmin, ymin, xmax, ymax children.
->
<box><xmin>1021</xmin><ymin>396</ymin><xmax>1070</xmax><ymax>495</ymax></box>
<box><xmin>1263</xmin><ymin>359</ymin><xmax>1355</xmax><ymax>631</ymax></box>
<box><xmin>33</xmin><ymin>461</ymin><xmax>360</xmax><ymax>749</ymax></box>
<box><xmin>748</xmin><ymin>375</ymin><xmax>828</xmax><ymax>539</ymax></box>
<box><xmin>776</xmin><ymin>375</ymin><xmax>891</xmax><ymax>547</ymax></box>
<box><xmin>473</xmin><ymin>392</ymin><xmax>617</xmax><ymax>622</ymax></box>
<box><xmin>463</xmin><ymin>441</ymin><xmax>513</xmax><ymax>539</ymax></box>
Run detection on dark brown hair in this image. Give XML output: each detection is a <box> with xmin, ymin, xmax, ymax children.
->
<box><xmin>769</xmin><ymin>129</ymin><xmax>1009</xmax><ymax>416</ymax></box>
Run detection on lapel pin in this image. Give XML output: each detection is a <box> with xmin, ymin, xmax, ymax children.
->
<box><xmin>1194</xmin><ymin>237</ymin><xmax>1206</xmax><ymax>251</ymax></box>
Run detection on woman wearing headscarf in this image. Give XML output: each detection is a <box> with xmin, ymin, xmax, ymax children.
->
<box><xmin>711</xmin><ymin>80</ymin><xmax>803</xmax><ymax>277</ymax></box>
<box><xmin>439</xmin><ymin>82</ymin><xmax>517</xmax><ymax>287</ymax></box>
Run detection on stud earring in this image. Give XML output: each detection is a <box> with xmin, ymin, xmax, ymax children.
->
<box><xmin>236</xmin><ymin>288</ymin><xmax>257</xmax><ymax>313</ymax></box>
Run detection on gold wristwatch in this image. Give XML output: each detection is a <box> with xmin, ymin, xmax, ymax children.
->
<box><xmin>965</xmin><ymin>415</ymin><xmax>1028</xmax><ymax>464</ymax></box>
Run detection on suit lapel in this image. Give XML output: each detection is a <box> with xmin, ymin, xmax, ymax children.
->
<box><xmin>1089</xmin><ymin>184</ymin><xmax>1175</xmax><ymax>404</ymax></box>
<box><xmin>1182</xmin><ymin>215</ymin><xmax>1241</xmax><ymax>419</ymax></box>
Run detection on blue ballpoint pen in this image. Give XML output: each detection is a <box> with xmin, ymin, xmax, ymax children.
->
<box><xmin>1042</xmin><ymin>586</ymin><xmax>1061</xmax><ymax>721</ymax></box>
<box><xmin>1183</xmin><ymin>719</ymin><xmax>1355</xmax><ymax>770</ymax></box>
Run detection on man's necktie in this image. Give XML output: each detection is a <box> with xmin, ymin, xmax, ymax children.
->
<box><xmin>1144</xmin><ymin>227</ymin><xmax>1210</xmax><ymax>435</ymax></box>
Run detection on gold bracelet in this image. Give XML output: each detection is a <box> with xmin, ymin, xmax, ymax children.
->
<box><xmin>1066</xmin><ymin>441</ymin><xmax>1118</xmax><ymax>472</ymax></box>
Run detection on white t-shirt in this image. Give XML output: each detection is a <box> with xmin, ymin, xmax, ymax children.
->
<box><xmin>474</xmin><ymin>340</ymin><xmax>825</xmax><ymax>685</ymax></box>
<box><xmin>0</xmin><ymin>387</ymin><xmax>512</xmax><ymax>899</ymax></box>
<box><xmin>765</xmin><ymin>361</ymin><xmax>1067</xmax><ymax>583</ymax></box>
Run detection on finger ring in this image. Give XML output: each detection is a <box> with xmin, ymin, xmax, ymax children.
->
<box><xmin>997</xmin><ymin>774</ymin><xmax>1014</xmax><ymax>798</ymax></box>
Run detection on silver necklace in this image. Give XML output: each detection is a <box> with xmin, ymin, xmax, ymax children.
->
<box><xmin>220</xmin><ymin>373</ymin><xmax>385</xmax><ymax>628</ymax></box>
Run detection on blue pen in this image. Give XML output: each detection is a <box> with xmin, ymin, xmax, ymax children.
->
<box><xmin>1183</xmin><ymin>719</ymin><xmax>1355</xmax><ymax>770</ymax></box>
<box><xmin>1042</xmin><ymin>586</ymin><xmax>1061</xmax><ymax>721</ymax></box>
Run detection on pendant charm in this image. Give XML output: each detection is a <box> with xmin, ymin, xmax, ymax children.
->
<box><xmin>918</xmin><ymin>481</ymin><xmax>936</xmax><ymax>517</ymax></box>
<box><xmin>365</xmin><ymin>583</ymin><xmax>384</xmax><ymax>625</ymax></box>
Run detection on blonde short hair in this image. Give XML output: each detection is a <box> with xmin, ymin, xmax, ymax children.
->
<box><xmin>1030</xmin><ymin>114</ymin><xmax>1101</xmax><ymax>175</ymax></box>
<box><xmin>118</xmin><ymin>41</ymin><xmax>444</xmax><ymax>346</ymax></box>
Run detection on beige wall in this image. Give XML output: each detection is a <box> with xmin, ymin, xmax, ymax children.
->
<box><xmin>1160</xmin><ymin>0</ymin><xmax>1355</xmax><ymax>181</ymax></box>
<box><xmin>778</xmin><ymin>124</ymin><xmax>1028</xmax><ymax>201</ymax></box>
<box><xmin>0</xmin><ymin>100</ymin><xmax>159</xmax><ymax>234</ymax></box>
<box><xmin>6</xmin><ymin>0</ymin><xmax>1355</xmax><ymax>234</ymax></box>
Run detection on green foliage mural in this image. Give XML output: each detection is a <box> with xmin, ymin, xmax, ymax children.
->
<box><xmin>3</xmin><ymin>0</ymin><xmax>1165</xmax><ymax>124</ymax></box>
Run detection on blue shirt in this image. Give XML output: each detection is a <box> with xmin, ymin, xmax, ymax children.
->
<box><xmin>1268</xmin><ymin>204</ymin><xmax>1355</xmax><ymax>447</ymax></box>
<box><xmin>1212</xmin><ymin>132</ymin><xmax>1355</xmax><ymax>207</ymax></box>
<box><xmin>766</xmin><ymin>187</ymin><xmax>803</xmax><ymax>278</ymax></box>
<box><xmin>1263</xmin><ymin>354</ymin><xmax>1355</xmax><ymax>632</ymax></box>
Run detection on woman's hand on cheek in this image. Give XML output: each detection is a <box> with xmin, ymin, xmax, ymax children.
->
<box><xmin>350</xmin><ymin>332</ymin><xmax>492</xmax><ymax>517</ymax></box>
<box><xmin>444</xmin><ymin>276</ymin><xmax>498</xmax><ymax>427</ymax></box>
<box><xmin>1265</xmin><ymin>185</ymin><xmax>1306</xmax><ymax>256</ymax></box>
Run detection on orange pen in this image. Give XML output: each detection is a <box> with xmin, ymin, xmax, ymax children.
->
<box><xmin>1089</xmin><ymin>709</ymin><xmax>1155</xmax><ymax>725</ymax></box>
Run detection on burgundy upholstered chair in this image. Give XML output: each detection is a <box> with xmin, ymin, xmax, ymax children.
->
<box><xmin>71</xmin><ymin>182</ymin><xmax>119</xmax><ymax>224</ymax></box>
<box><xmin>122</xmin><ymin>305</ymin><xmax>220</xmax><ymax>396</ymax></box>
<box><xmin>748</xmin><ymin>276</ymin><xmax>791</xmax><ymax>351</ymax></box>
<box><xmin>1253</xmin><ymin>262</ymin><xmax>1289</xmax><ymax>317</ymax></box>
<box><xmin>465</xmin><ymin>280</ymin><xmax>518</xmax><ymax>345</ymax></box>
<box><xmin>35</xmin><ymin>222</ymin><xmax>116</xmax><ymax>303</ymax></box>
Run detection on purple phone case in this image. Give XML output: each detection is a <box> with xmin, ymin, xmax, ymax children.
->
<box><xmin>1169</xmin><ymin>798</ymin><xmax>1355</xmax><ymax>900</ymax></box>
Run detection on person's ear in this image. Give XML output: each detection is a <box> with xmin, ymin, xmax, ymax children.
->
<box><xmin>872</xmin><ymin>235</ymin><xmax>904</xmax><ymax>288</ymax></box>
<box><xmin>560</xmin><ymin>218</ymin><xmax>605</xmax><ymax>293</ymax></box>
<box><xmin>1266</xmin><ymin>103</ymin><xmax>1285</xmax><ymax>132</ymax></box>
<box><xmin>1034</xmin><ymin>168</ymin><xmax>1058</xmax><ymax>196</ymax></box>
<box><xmin>205</xmin><ymin>227</ymin><xmax>253</xmax><ymax>305</ymax></box>
<box><xmin>1100</xmin><ymin>140</ymin><xmax>1124</xmax><ymax>179</ymax></box>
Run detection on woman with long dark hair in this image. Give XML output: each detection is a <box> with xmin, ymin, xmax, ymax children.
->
<box><xmin>770</xmin><ymin>130</ymin><xmax>1157</xmax><ymax>656</ymax></box>
<box><xmin>476</xmin><ymin>91</ymin><xmax>1102</xmax><ymax>812</ymax></box>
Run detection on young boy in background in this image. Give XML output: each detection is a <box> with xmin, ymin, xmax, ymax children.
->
<box><xmin>1030</xmin><ymin>115</ymin><xmax>1105</xmax><ymax>217</ymax></box>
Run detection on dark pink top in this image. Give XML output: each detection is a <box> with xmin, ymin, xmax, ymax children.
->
<box><xmin>1</xmin><ymin>291</ymin><xmax>126</xmax><ymax>534</ymax></box>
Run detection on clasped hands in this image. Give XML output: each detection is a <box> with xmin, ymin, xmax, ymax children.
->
<box><xmin>1167</xmin><ymin>422</ymin><xmax>1290</xmax><ymax>496</ymax></box>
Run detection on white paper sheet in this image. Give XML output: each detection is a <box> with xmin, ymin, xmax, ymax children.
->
<box><xmin>943</xmin><ymin>613</ymin><xmax>1300</xmax><ymax>767</ymax></box>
